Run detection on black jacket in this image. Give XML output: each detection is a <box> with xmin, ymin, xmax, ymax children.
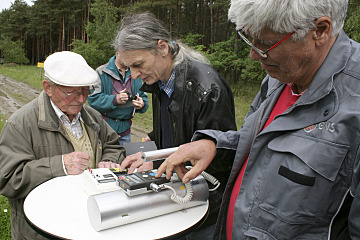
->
<box><xmin>140</xmin><ymin>59</ymin><xmax>237</xmax><ymax>228</ymax></box>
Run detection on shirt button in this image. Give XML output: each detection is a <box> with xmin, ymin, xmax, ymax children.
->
<box><xmin>323</xmin><ymin>110</ymin><xmax>329</xmax><ymax>116</ymax></box>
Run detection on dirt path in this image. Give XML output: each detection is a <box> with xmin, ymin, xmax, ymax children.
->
<box><xmin>0</xmin><ymin>74</ymin><xmax>147</xmax><ymax>142</ymax></box>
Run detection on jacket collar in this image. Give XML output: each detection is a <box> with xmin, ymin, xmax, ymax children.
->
<box><xmin>103</xmin><ymin>55</ymin><xmax>122</xmax><ymax>81</ymax></box>
<box><xmin>298</xmin><ymin>30</ymin><xmax>351</xmax><ymax>105</ymax></box>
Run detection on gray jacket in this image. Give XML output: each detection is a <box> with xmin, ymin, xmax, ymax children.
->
<box><xmin>195</xmin><ymin>31</ymin><xmax>360</xmax><ymax>239</ymax></box>
<box><xmin>0</xmin><ymin>91</ymin><xmax>125</xmax><ymax>239</ymax></box>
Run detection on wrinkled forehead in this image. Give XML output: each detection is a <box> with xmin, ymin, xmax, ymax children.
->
<box><xmin>119</xmin><ymin>49</ymin><xmax>156</xmax><ymax>66</ymax></box>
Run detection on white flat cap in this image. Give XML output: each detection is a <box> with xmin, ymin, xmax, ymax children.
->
<box><xmin>44</xmin><ymin>51</ymin><xmax>98</xmax><ymax>87</ymax></box>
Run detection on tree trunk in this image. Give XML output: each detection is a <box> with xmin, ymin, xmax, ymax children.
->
<box><xmin>62</xmin><ymin>14</ymin><xmax>66</xmax><ymax>51</ymax></box>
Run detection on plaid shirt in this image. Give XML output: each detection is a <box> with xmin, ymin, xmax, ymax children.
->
<box><xmin>158</xmin><ymin>69</ymin><xmax>175</xmax><ymax>97</ymax></box>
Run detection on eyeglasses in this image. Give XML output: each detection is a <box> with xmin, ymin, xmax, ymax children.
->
<box><xmin>56</xmin><ymin>85</ymin><xmax>94</xmax><ymax>97</ymax></box>
<box><xmin>237</xmin><ymin>30</ymin><xmax>296</xmax><ymax>58</ymax></box>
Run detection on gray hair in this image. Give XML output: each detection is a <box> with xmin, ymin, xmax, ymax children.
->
<box><xmin>112</xmin><ymin>12</ymin><xmax>209</xmax><ymax>68</ymax></box>
<box><xmin>228</xmin><ymin>0</ymin><xmax>349</xmax><ymax>41</ymax></box>
<box><xmin>44</xmin><ymin>76</ymin><xmax>55</xmax><ymax>86</ymax></box>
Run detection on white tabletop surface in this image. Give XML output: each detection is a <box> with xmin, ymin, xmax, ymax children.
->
<box><xmin>24</xmin><ymin>175</ymin><xmax>209</xmax><ymax>240</ymax></box>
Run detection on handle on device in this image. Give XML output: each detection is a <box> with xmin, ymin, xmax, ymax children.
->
<box><xmin>141</xmin><ymin>147</ymin><xmax>179</xmax><ymax>162</ymax></box>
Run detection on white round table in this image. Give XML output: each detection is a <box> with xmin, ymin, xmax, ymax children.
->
<box><xmin>24</xmin><ymin>175</ymin><xmax>209</xmax><ymax>240</ymax></box>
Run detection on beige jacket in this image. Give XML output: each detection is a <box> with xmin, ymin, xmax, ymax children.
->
<box><xmin>0</xmin><ymin>91</ymin><xmax>125</xmax><ymax>239</ymax></box>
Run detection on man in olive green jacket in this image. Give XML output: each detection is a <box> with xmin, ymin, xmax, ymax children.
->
<box><xmin>0</xmin><ymin>51</ymin><xmax>125</xmax><ymax>239</ymax></box>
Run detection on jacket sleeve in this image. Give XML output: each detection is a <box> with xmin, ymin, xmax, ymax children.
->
<box><xmin>349</xmin><ymin>143</ymin><xmax>360</xmax><ymax>238</ymax></box>
<box><xmin>192</xmin><ymin>129</ymin><xmax>240</xmax><ymax>151</ymax></box>
<box><xmin>0</xmin><ymin>122</ymin><xmax>65</xmax><ymax>199</ymax></box>
<box><xmin>349</xmin><ymin>184</ymin><xmax>360</xmax><ymax>238</ymax></box>
<box><xmin>87</xmin><ymin>74</ymin><xmax>117</xmax><ymax>114</ymax></box>
<box><xmin>196</xmin><ymin>78</ymin><xmax>237</xmax><ymax>133</ymax></box>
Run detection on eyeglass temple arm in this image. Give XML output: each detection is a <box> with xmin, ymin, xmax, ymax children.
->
<box><xmin>267</xmin><ymin>31</ymin><xmax>295</xmax><ymax>52</ymax></box>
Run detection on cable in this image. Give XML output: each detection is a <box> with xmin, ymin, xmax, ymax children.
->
<box><xmin>159</xmin><ymin>167</ymin><xmax>221</xmax><ymax>204</ymax></box>
<box><xmin>200</xmin><ymin>171</ymin><xmax>220</xmax><ymax>191</ymax></box>
<box><xmin>185</xmin><ymin>166</ymin><xmax>220</xmax><ymax>192</ymax></box>
<box><xmin>162</xmin><ymin>182</ymin><xmax>193</xmax><ymax>204</ymax></box>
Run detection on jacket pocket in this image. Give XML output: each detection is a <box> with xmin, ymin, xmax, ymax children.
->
<box><xmin>244</xmin><ymin>227</ymin><xmax>278</xmax><ymax>240</ymax></box>
<box><xmin>252</xmin><ymin>133</ymin><xmax>349</xmax><ymax>236</ymax></box>
<box><xmin>268</xmin><ymin>133</ymin><xmax>349</xmax><ymax>181</ymax></box>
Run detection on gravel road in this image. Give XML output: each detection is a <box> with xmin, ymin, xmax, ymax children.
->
<box><xmin>0</xmin><ymin>74</ymin><xmax>147</xmax><ymax>142</ymax></box>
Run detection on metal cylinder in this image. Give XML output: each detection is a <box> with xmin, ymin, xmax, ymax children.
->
<box><xmin>87</xmin><ymin>175</ymin><xmax>209</xmax><ymax>231</ymax></box>
<box><xmin>140</xmin><ymin>147</ymin><xmax>179</xmax><ymax>162</ymax></box>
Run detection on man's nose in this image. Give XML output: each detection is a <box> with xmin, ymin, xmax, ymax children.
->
<box><xmin>130</xmin><ymin>67</ymin><xmax>141</xmax><ymax>79</ymax></box>
<box><xmin>249</xmin><ymin>48</ymin><xmax>266</xmax><ymax>61</ymax></box>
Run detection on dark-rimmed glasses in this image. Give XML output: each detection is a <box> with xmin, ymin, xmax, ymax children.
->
<box><xmin>57</xmin><ymin>85</ymin><xmax>94</xmax><ymax>97</ymax></box>
<box><xmin>237</xmin><ymin>30</ymin><xmax>296</xmax><ymax>58</ymax></box>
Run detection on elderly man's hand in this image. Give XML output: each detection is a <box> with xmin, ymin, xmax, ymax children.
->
<box><xmin>63</xmin><ymin>152</ymin><xmax>90</xmax><ymax>175</ymax></box>
<box><xmin>98</xmin><ymin>161</ymin><xmax>121</xmax><ymax>169</ymax></box>
<box><xmin>120</xmin><ymin>152</ymin><xmax>154</xmax><ymax>173</ymax></box>
<box><xmin>155</xmin><ymin>140</ymin><xmax>216</xmax><ymax>183</ymax></box>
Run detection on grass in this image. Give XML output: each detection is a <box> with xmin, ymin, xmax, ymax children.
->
<box><xmin>0</xmin><ymin>65</ymin><xmax>260</xmax><ymax>238</ymax></box>
<box><xmin>0</xmin><ymin>64</ymin><xmax>44</xmax><ymax>89</ymax></box>
<box><xmin>0</xmin><ymin>114</ymin><xmax>11</xmax><ymax>240</ymax></box>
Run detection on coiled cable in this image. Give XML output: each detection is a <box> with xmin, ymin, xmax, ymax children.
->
<box><xmin>163</xmin><ymin>182</ymin><xmax>193</xmax><ymax>204</ymax></box>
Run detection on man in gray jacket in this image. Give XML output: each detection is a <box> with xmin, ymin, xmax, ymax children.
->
<box><xmin>157</xmin><ymin>0</ymin><xmax>360</xmax><ymax>239</ymax></box>
<box><xmin>0</xmin><ymin>51</ymin><xmax>125</xmax><ymax>239</ymax></box>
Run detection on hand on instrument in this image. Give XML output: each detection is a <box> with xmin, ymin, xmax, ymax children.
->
<box><xmin>132</xmin><ymin>95</ymin><xmax>145</xmax><ymax>109</ymax></box>
<box><xmin>120</xmin><ymin>152</ymin><xmax>154</xmax><ymax>174</ymax></box>
<box><xmin>115</xmin><ymin>89</ymin><xmax>129</xmax><ymax>104</ymax></box>
<box><xmin>63</xmin><ymin>152</ymin><xmax>90</xmax><ymax>175</ymax></box>
<box><xmin>155</xmin><ymin>140</ymin><xmax>216</xmax><ymax>183</ymax></box>
<box><xmin>97</xmin><ymin>161</ymin><xmax>121</xmax><ymax>169</ymax></box>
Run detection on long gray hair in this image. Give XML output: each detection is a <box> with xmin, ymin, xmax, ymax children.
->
<box><xmin>228</xmin><ymin>0</ymin><xmax>349</xmax><ymax>41</ymax></box>
<box><xmin>112</xmin><ymin>12</ymin><xmax>209</xmax><ymax>68</ymax></box>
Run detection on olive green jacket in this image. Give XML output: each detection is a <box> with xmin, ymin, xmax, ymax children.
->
<box><xmin>0</xmin><ymin>91</ymin><xmax>125</xmax><ymax>239</ymax></box>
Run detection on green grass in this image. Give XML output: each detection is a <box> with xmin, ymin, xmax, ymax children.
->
<box><xmin>0</xmin><ymin>65</ymin><xmax>260</xmax><ymax>238</ymax></box>
<box><xmin>0</xmin><ymin>195</ymin><xmax>11</xmax><ymax>240</ymax></box>
<box><xmin>132</xmin><ymin>93</ymin><xmax>153</xmax><ymax>132</ymax></box>
<box><xmin>0</xmin><ymin>64</ymin><xmax>44</xmax><ymax>89</ymax></box>
<box><xmin>0</xmin><ymin>114</ymin><xmax>11</xmax><ymax>240</ymax></box>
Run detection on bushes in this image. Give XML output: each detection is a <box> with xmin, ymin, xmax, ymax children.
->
<box><xmin>0</xmin><ymin>36</ymin><xmax>29</xmax><ymax>64</ymax></box>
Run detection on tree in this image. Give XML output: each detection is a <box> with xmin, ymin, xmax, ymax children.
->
<box><xmin>72</xmin><ymin>0</ymin><xmax>119</xmax><ymax>68</ymax></box>
<box><xmin>0</xmin><ymin>36</ymin><xmax>29</xmax><ymax>64</ymax></box>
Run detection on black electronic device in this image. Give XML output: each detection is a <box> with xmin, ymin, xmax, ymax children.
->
<box><xmin>126</xmin><ymin>91</ymin><xmax>137</xmax><ymax>101</ymax></box>
<box><xmin>119</xmin><ymin>170</ymin><xmax>170</xmax><ymax>192</ymax></box>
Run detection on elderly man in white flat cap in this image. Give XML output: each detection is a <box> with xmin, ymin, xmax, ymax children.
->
<box><xmin>0</xmin><ymin>51</ymin><xmax>125</xmax><ymax>240</ymax></box>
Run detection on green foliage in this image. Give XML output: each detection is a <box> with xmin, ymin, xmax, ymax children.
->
<box><xmin>240</xmin><ymin>57</ymin><xmax>266</xmax><ymax>85</ymax></box>
<box><xmin>207</xmin><ymin>35</ymin><xmax>239</xmax><ymax>71</ymax></box>
<box><xmin>72</xmin><ymin>0</ymin><xmax>119</xmax><ymax>69</ymax></box>
<box><xmin>181</xmin><ymin>33</ymin><xmax>204</xmax><ymax>47</ymax></box>
<box><xmin>344</xmin><ymin>2</ymin><xmax>360</xmax><ymax>42</ymax></box>
<box><xmin>0</xmin><ymin>36</ymin><xmax>29</xmax><ymax>64</ymax></box>
<box><xmin>72</xmin><ymin>40</ymin><xmax>109</xmax><ymax>70</ymax></box>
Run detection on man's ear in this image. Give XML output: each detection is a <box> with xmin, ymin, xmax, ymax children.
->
<box><xmin>157</xmin><ymin>39</ymin><xmax>170</xmax><ymax>56</ymax></box>
<box><xmin>313</xmin><ymin>16</ymin><xmax>332</xmax><ymax>47</ymax></box>
<box><xmin>43</xmin><ymin>80</ymin><xmax>53</xmax><ymax>97</ymax></box>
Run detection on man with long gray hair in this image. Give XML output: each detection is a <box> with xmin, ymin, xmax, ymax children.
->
<box><xmin>156</xmin><ymin>0</ymin><xmax>360</xmax><ymax>239</ymax></box>
<box><xmin>116</xmin><ymin>12</ymin><xmax>237</xmax><ymax>239</ymax></box>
